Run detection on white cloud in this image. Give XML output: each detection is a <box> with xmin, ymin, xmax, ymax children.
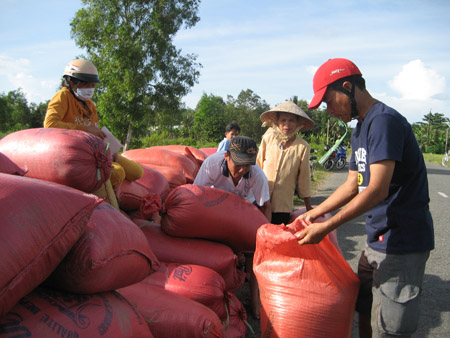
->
<box><xmin>0</xmin><ymin>54</ymin><xmax>59</xmax><ymax>103</ymax></box>
<box><xmin>389</xmin><ymin>59</ymin><xmax>446</xmax><ymax>100</ymax></box>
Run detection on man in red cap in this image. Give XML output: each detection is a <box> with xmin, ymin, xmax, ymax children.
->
<box><xmin>297</xmin><ymin>58</ymin><xmax>434</xmax><ymax>338</ymax></box>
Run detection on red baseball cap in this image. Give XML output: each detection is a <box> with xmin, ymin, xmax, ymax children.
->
<box><xmin>308</xmin><ymin>58</ymin><xmax>362</xmax><ymax>109</ymax></box>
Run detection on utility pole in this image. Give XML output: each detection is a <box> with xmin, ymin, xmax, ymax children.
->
<box><xmin>326</xmin><ymin>119</ymin><xmax>330</xmax><ymax>145</ymax></box>
<box><xmin>445</xmin><ymin>126</ymin><xmax>449</xmax><ymax>154</ymax></box>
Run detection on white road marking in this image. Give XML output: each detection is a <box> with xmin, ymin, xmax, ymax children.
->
<box><xmin>438</xmin><ymin>192</ymin><xmax>448</xmax><ymax>198</ymax></box>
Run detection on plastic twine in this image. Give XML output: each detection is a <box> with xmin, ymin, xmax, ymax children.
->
<box><xmin>97</xmin><ymin>143</ymin><xmax>110</xmax><ymax>181</ymax></box>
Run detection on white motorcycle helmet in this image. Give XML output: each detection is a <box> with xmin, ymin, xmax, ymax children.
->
<box><xmin>63</xmin><ymin>59</ymin><xmax>100</xmax><ymax>83</ymax></box>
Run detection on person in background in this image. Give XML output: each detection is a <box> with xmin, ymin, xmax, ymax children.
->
<box><xmin>217</xmin><ymin>121</ymin><xmax>240</xmax><ymax>152</ymax></box>
<box><xmin>257</xmin><ymin>100</ymin><xmax>314</xmax><ymax>225</ymax></box>
<box><xmin>194</xmin><ymin>136</ymin><xmax>271</xmax><ymax>319</ymax></box>
<box><xmin>44</xmin><ymin>59</ymin><xmax>143</xmax><ymax>188</ymax></box>
<box><xmin>297</xmin><ymin>58</ymin><xmax>434</xmax><ymax>338</ymax></box>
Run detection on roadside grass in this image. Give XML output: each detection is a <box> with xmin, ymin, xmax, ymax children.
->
<box><xmin>423</xmin><ymin>153</ymin><xmax>445</xmax><ymax>166</ymax></box>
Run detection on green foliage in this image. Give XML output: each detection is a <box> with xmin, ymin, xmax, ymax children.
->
<box><xmin>193</xmin><ymin>93</ymin><xmax>226</xmax><ymax>142</ymax></box>
<box><xmin>412</xmin><ymin>111</ymin><xmax>449</xmax><ymax>153</ymax></box>
<box><xmin>71</xmin><ymin>0</ymin><xmax>202</xmax><ymax>146</ymax></box>
<box><xmin>224</xmin><ymin>89</ymin><xmax>270</xmax><ymax>141</ymax></box>
<box><xmin>139</xmin><ymin>130</ymin><xmax>216</xmax><ymax>149</ymax></box>
<box><xmin>0</xmin><ymin>89</ymin><xmax>48</xmax><ymax>133</ymax></box>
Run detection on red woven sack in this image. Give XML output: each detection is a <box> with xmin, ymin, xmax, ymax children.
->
<box><xmin>0</xmin><ymin>128</ymin><xmax>112</xmax><ymax>193</ymax></box>
<box><xmin>254</xmin><ymin>219</ymin><xmax>360</xmax><ymax>338</ymax></box>
<box><xmin>144</xmin><ymin>164</ymin><xmax>187</xmax><ymax>189</ymax></box>
<box><xmin>0</xmin><ymin>152</ymin><xmax>26</xmax><ymax>175</ymax></box>
<box><xmin>161</xmin><ymin>184</ymin><xmax>268</xmax><ymax>253</ymax></box>
<box><xmin>122</xmin><ymin>148</ymin><xmax>198</xmax><ymax>183</ymax></box>
<box><xmin>199</xmin><ymin>147</ymin><xmax>218</xmax><ymax>157</ymax></box>
<box><xmin>118</xmin><ymin>282</ymin><xmax>224</xmax><ymax>338</ymax></box>
<box><xmin>0</xmin><ymin>173</ymin><xmax>100</xmax><ymax>317</ymax></box>
<box><xmin>225</xmin><ymin>293</ymin><xmax>248</xmax><ymax>338</ymax></box>
<box><xmin>289</xmin><ymin>207</ymin><xmax>343</xmax><ymax>255</ymax></box>
<box><xmin>137</xmin><ymin>164</ymin><xmax>170</xmax><ymax>202</ymax></box>
<box><xmin>0</xmin><ymin>286</ymin><xmax>152</xmax><ymax>338</ymax></box>
<box><xmin>114</xmin><ymin>180</ymin><xmax>162</xmax><ymax>219</ymax></box>
<box><xmin>143</xmin><ymin>263</ymin><xmax>231</xmax><ymax>321</ymax></box>
<box><xmin>152</xmin><ymin>145</ymin><xmax>207</xmax><ymax>167</ymax></box>
<box><xmin>46</xmin><ymin>202</ymin><xmax>159</xmax><ymax>294</ymax></box>
<box><xmin>139</xmin><ymin>221</ymin><xmax>244</xmax><ymax>292</ymax></box>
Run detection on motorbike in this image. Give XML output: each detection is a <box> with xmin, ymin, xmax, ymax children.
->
<box><xmin>322</xmin><ymin>145</ymin><xmax>347</xmax><ymax>171</ymax></box>
<box><xmin>318</xmin><ymin>119</ymin><xmax>349</xmax><ymax>171</ymax></box>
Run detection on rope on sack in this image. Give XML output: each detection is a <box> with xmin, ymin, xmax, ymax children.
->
<box><xmin>97</xmin><ymin>142</ymin><xmax>110</xmax><ymax>181</ymax></box>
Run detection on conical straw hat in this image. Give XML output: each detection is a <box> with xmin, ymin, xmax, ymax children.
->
<box><xmin>260</xmin><ymin>100</ymin><xmax>314</xmax><ymax>131</ymax></box>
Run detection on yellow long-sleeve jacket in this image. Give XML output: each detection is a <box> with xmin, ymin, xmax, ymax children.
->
<box><xmin>44</xmin><ymin>87</ymin><xmax>99</xmax><ymax>131</ymax></box>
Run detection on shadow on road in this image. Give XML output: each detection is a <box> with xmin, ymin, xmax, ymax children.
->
<box><xmin>415</xmin><ymin>273</ymin><xmax>450</xmax><ymax>337</ymax></box>
<box><xmin>427</xmin><ymin>167</ymin><xmax>450</xmax><ymax>176</ymax></box>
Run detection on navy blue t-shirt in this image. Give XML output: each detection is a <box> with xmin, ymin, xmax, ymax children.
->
<box><xmin>349</xmin><ymin>102</ymin><xmax>434</xmax><ymax>254</ymax></box>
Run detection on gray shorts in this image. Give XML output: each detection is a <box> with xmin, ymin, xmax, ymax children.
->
<box><xmin>356</xmin><ymin>243</ymin><xmax>430</xmax><ymax>338</ymax></box>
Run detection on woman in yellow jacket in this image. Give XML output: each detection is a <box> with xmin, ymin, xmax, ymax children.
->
<box><xmin>44</xmin><ymin>59</ymin><xmax>143</xmax><ymax>188</ymax></box>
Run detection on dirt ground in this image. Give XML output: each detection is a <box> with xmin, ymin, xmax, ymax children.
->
<box><xmin>235</xmin><ymin>280</ymin><xmax>261</xmax><ymax>337</ymax></box>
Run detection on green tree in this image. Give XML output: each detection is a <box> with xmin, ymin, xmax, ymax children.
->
<box><xmin>420</xmin><ymin>111</ymin><xmax>449</xmax><ymax>153</ymax></box>
<box><xmin>225</xmin><ymin>89</ymin><xmax>270</xmax><ymax>141</ymax></box>
<box><xmin>0</xmin><ymin>89</ymin><xmax>31</xmax><ymax>132</ymax></box>
<box><xmin>0</xmin><ymin>93</ymin><xmax>8</xmax><ymax>132</ymax></box>
<box><xmin>8</xmin><ymin>90</ymin><xmax>30</xmax><ymax>129</ymax></box>
<box><xmin>29</xmin><ymin>101</ymin><xmax>49</xmax><ymax>128</ymax></box>
<box><xmin>71</xmin><ymin>0</ymin><xmax>202</xmax><ymax>149</ymax></box>
<box><xmin>193</xmin><ymin>93</ymin><xmax>226</xmax><ymax>142</ymax></box>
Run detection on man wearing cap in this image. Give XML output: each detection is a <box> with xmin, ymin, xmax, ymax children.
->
<box><xmin>194</xmin><ymin>135</ymin><xmax>271</xmax><ymax>220</ymax></box>
<box><xmin>194</xmin><ymin>135</ymin><xmax>271</xmax><ymax>319</ymax></box>
<box><xmin>296</xmin><ymin>58</ymin><xmax>434</xmax><ymax>338</ymax></box>
<box><xmin>257</xmin><ymin>100</ymin><xmax>314</xmax><ymax>225</ymax></box>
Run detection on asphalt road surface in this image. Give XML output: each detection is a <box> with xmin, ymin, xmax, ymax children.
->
<box><xmin>243</xmin><ymin>161</ymin><xmax>449</xmax><ymax>338</ymax></box>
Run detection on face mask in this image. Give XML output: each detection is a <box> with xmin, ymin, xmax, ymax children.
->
<box><xmin>75</xmin><ymin>87</ymin><xmax>95</xmax><ymax>101</ymax></box>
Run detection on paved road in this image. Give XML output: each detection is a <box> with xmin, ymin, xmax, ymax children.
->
<box><xmin>313</xmin><ymin>162</ymin><xmax>450</xmax><ymax>338</ymax></box>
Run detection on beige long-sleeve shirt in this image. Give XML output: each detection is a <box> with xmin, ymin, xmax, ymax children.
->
<box><xmin>257</xmin><ymin>131</ymin><xmax>311</xmax><ymax>213</ymax></box>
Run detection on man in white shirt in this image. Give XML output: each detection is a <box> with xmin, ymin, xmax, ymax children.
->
<box><xmin>194</xmin><ymin>136</ymin><xmax>271</xmax><ymax>220</ymax></box>
<box><xmin>194</xmin><ymin>136</ymin><xmax>270</xmax><ymax>319</ymax></box>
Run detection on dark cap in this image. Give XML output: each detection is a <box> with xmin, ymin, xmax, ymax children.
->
<box><xmin>228</xmin><ymin>136</ymin><xmax>258</xmax><ymax>165</ymax></box>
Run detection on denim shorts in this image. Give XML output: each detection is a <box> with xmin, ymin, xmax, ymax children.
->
<box><xmin>356</xmin><ymin>243</ymin><xmax>430</xmax><ymax>337</ymax></box>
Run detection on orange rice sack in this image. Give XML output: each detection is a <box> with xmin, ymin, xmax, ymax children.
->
<box><xmin>254</xmin><ymin>219</ymin><xmax>360</xmax><ymax>338</ymax></box>
<box><xmin>136</xmin><ymin>164</ymin><xmax>170</xmax><ymax>202</ymax></box>
<box><xmin>118</xmin><ymin>283</ymin><xmax>224</xmax><ymax>338</ymax></box>
<box><xmin>289</xmin><ymin>207</ymin><xmax>342</xmax><ymax>255</ymax></box>
<box><xmin>199</xmin><ymin>147</ymin><xmax>218</xmax><ymax>157</ymax></box>
<box><xmin>0</xmin><ymin>128</ymin><xmax>112</xmax><ymax>193</ymax></box>
<box><xmin>151</xmin><ymin>145</ymin><xmax>207</xmax><ymax>167</ymax></box>
<box><xmin>46</xmin><ymin>202</ymin><xmax>159</xmax><ymax>294</ymax></box>
<box><xmin>0</xmin><ymin>152</ymin><xmax>26</xmax><ymax>175</ymax></box>
<box><xmin>0</xmin><ymin>286</ymin><xmax>152</xmax><ymax>338</ymax></box>
<box><xmin>0</xmin><ymin>173</ymin><xmax>100</xmax><ymax>317</ymax></box>
<box><xmin>139</xmin><ymin>221</ymin><xmax>244</xmax><ymax>292</ymax></box>
<box><xmin>114</xmin><ymin>180</ymin><xmax>162</xmax><ymax>220</ymax></box>
<box><xmin>143</xmin><ymin>263</ymin><xmax>231</xmax><ymax>321</ymax></box>
<box><xmin>122</xmin><ymin>148</ymin><xmax>198</xmax><ymax>183</ymax></box>
<box><xmin>161</xmin><ymin>184</ymin><xmax>268</xmax><ymax>253</ymax></box>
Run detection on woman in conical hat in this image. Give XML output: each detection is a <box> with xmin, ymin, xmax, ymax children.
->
<box><xmin>257</xmin><ymin>100</ymin><xmax>314</xmax><ymax>225</ymax></box>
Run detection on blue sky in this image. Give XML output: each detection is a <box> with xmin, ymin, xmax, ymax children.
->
<box><xmin>1</xmin><ymin>0</ymin><xmax>450</xmax><ymax>125</ymax></box>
